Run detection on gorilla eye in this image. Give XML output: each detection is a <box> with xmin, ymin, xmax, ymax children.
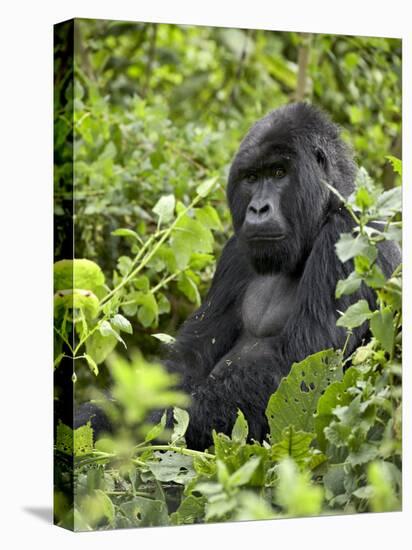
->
<box><xmin>246</xmin><ymin>173</ymin><xmax>258</xmax><ymax>184</ymax></box>
<box><xmin>273</xmin><ymin>167</ymin><xmax>286</xmax><ymax>179</ymax></box>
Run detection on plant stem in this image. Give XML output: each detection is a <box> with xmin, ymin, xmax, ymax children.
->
<box><xmin>54</xmin><ymin>326</ymin><xmax>74</xmax><ymax>354</ymax></box>
<box><xmin>99</xmin><ymin>195</ymin><xmax>202</xmax><ymax>308</ymax></box>
<box><xmin>151</xmin><ymin>270</ymin><xmax>182</xmax><ymax>294</ymax></box>
<box><xmin>135</xmin><ymin>444</ymin><xmax>215</xmax><ymax>460</ymax></box>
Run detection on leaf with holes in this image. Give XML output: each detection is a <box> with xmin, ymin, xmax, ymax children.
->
<box><xmin>265</xmin><ymin>349</ymin><xmax>343</xmax><ymax>443</ymax></box>
<box><xmin>147</xmin><ymin>451</ymin><xmax>196</xmax><ymax>484</ymax></box>
<box><xmin>171</xmin><ymin>407</ymin><xmax>190</xmax><ymax>444</ymax></box>
<box><xmin>119</xmin><ymin>496</ymin><xmax>169</xmax><ymax>528</ymax></box>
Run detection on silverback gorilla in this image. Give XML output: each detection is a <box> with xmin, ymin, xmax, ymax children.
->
<box><xmin>160</xmin><ymin>102</ymin><xmax>400</xmax><ymax>450</ymax></box>
<box><xmin>77</xmin><ymin>103</ymin><xmax>400</xmax><ymax>451</ymax></box>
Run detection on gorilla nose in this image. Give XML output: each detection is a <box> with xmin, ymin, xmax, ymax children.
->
<box><xmin>247</xmin><ymin>200</ymin><xmax>272</xmax><ymax>219</ymax></box>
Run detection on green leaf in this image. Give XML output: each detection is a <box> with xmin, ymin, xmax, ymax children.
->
<box><xmin>134</xmin><ymin>275</ymin><xmax>150</xmax><ymax>291</ymax></box>
<box><xmin>119</xmin><ymin>496</ymin><xmax>169</xmax><ymax>527</ymax></box>
<box><xmin>171</xmin><ymin>407</ymin><xmax>190</xmax><ymax>444</ymax></box>
<box><xmin>145</xmin><ymin>411</ymin><xmax>167</xmax><ymax>443</ymax></box>
<box><xmin>271</xmin><ymin>427</ymin><xmax>326</xmax><ymax>469</ymax></box>
<box><xmin>348</xmin><ymin>442</ymin><xmax>379</xmax><ymax>466</ymax></box>
<box><xmin>148</xmin><ymin>451</ymin><xmax>196</xmax><ymax>484</ymax></box>
<box><xmin>385</xmin><ymin>155</ymin><xmax>402</xmax><ymax>176</ymax></box>
<box><xmin>157</xmin><ymin>293</ymin><xmax>171</xmax><ymax>314</ymax></box>
<box><xmin>217</xmin><ymin>459</ymin><xmax>230</xmax><ymax>486</ymax></box>
<box><xmin>171</xmin><ymin>495</ymin><xmax>206</xmax><ymax>525</ymax></box>
<box><xmin>111</xmin><ymin>228</ymin><xmax>142</xmax><ymax>242</ymax></box>
<box><xmin>235</xmin><ymin>491</ymin><xmax>275</xmax><ymax>521</ymax></box>
<box><xmin>364</xmin><ymin>264</ymin><xmax>386</xmax><ymax>289</ymax></box>
<box><xmin>74</xmin><ymin>423</ymin><xmax>94</xmax><ymax>456</ymax></box>
<box><xmin>335</xmin><ymin>233</ymin><xmax>375</xmax><ymax>263</ymax></box>
<box><xmin>355</xmin><ymin>187</ymin><xmax>374</xmax><ymax>210</ymax></box>
<box><xmin>85</xmin><ymin>331</ymin><xmax>117</xmax><ymax>365</ymax></box>
<box><xmin>195</xmin><ymin>205</ymin><xmax>222</xmax><ymax>230</ymax></box>
<box><xmin>231</xmin><ymin>409</ymin><xmax>248</xmax><ymax>444</ymax></box>
<box><xmin>336</xmin><ymin>299</ymin><xmax>372</xmax><ymax>329</ymax></box>
<box><xmin>266</xmin><ymin>350</ymin><xmax>343</xmax><ymax>442</ymax></box>
<box><xmin>153</xmin><ymin>194</ymin><xmax>175</xmax><ymax>224</ymax></box>
<box><xmin>54</xmin><ymin>353</ymin><xmax>65</xmax><ymax>369</ymax></box>
<box><xmin>54</xmin><ymin>289</ymin><xmax>100</xmax><ymax>320</ymax></box>
<box><xmin>379</xmin><ymin>275</ymin><xmax>402</xmax><ymax>310</ymax></box>
<box><xmin>178</xmin><ymin>272</ymin><xmax>201</xmax><ymax>305</ymax></box>
<box><xmin>367</xmin><ymin>461</ymin><xmax>401</xmax><ymax>512</ymax></box>
<box><xmin>370</xmin><ymin>308</ymin><xmax>395</xmax><ymax>353</ymax></box>
<box><xmin>150</xmin><ymin>245</ymin><xmax>177</xmax><ymax>273</ymax></box>
<box><xmin>99</xmin><ymin>320</ymin><xmax>126</xmax><ymax>347</ymax></box>
<box><xmin>78</xmin><ymin>490</ymin><xmax>115</xmax><ymax>529</ymax></box>
<box><xmin>152</xmin><ymin>333</ymin><xmax>176</xmax><ymax>344</ymax></box>
<box><xmin>111</xmin><ymin>313</ymin><xmax>133</xmax><ymax>334</ymax></box>
<box><xmin>275</xmin><ymin>458</ymin><xmax>323</xmax><ymax>516</ymax></box>
<box><xmin>56</xmin><ymin>421</ymin><xmax>94</xmax><ymax>456</ymax></box>
<box><xmin>171</xmin><ymin>214</ymin><xmax>213</xmax><ymax>270</ymax></box>
<box><xmin>196</xmin><ymin>176</ymin><xmax>218</xmax><ymax>198</ymax></box>
<box><xmin>56</xmin><ymin>421</ymin><xmax>73</xmax><ymax>455</ymax></box>
<box><xmin>205</xmin><ymin>495</ymin><xmax>237</xmax><ymax>521</ymax></box>
<box><xmin>84</xmin><ymin>353</ymin><xmax>99</xmax><ymax>376</ymax></box>
<box><xmin>228</xmin><ymin>456</ymin><xmax>261</xmax><ymax>487</ymax></box>
<box><xmin>335</xmin><ymin>271</ymin><xmax>362</xmax><ymax>298</ymax></box>
<box><xmin>54</xmin><ymin>259</ymin><xmax>105</xmax><ymax>292</ymax></box>
<box><xmin>315</xmin><ymin>367</ymin><xmax>362</xmax><ymax>451</ymax></box>
<box><xmin>136</xmin><ymin>292</ymin><xmax>159</xmax><ymax>328</ymax></box>
<box><xmin>376</xmin><ymin>187</ymin><xmax>402</xmax><ymax>216</ymax></box>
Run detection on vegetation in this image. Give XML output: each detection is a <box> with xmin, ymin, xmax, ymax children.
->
<box><xmin>54</xmin><ymin>20</ymin><xmax>402</xmax><ymax>530</ymax></box>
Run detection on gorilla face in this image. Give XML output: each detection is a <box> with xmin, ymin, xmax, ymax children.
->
<box><xmin>227</xmin><ymin>103</ymin><xmax>356</xmax><ymax>275</ymax></box>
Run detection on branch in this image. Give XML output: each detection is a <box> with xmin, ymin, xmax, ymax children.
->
<box><xmin>295</xmin><ymin>33</ymin><xmax>312</xmax><ymax>101</ymax></box>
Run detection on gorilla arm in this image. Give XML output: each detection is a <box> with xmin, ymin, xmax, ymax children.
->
<box><xmin>165</xmin><ymin>236</ymin><xmax>251</xmax><ymax>393</ymax></box>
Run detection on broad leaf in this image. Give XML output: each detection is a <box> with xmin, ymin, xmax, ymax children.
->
<box><xmin>231</xmin><ymin>409</ymin><xmax>249</xmax><ymax>444</ymax></box>
<box><xmin>271</xmin><ymin>427</ymin><xmax>326</xmax><ymax>469</ymax></box>
<box><xmin>171</xmin><ymin>407</ymin><xmax>190</xmax><ymax>444</ymax></box>
<box><xmin>228</xmin><ymin>456</ymin><xmax>261</xmax><ymax>487</ymax></box>
<box><xmin>336</xmin><ymin>299</ymin><xmax>372</xmax><ymax>329</ymax></box>
<box><xmin>315</xmin><ymin>367</ymin><xmax>361</xmax><ymax>451</ymax></box>
<box><xmin>152</xmin><ymin>333</ymin><xmax>176</xmax><ymax>344</ymax></box>
<box><xmin>266</xmin><ymin>350</ymin><xmax>343</xmax><ymax>442</ymax></box>
<box><xmin>370</xmin><ymin>308</ymin><xmax>395</xmax><ymax>354</ymax></box>
<box><xmin>111</xmin><ymin>313</ymin><xmax>133</xmax><ymax>334</ymax></box>
<box><xmin>196</xmin><ymin>176</ymin><xmax>218</xmax><ymax>198</ymax></box>
<box><xmin>335</xmin><ymin>233</ymin><xmax>375</xmax><ymax>263</ymax></box>
<box><xmin>152</xmin><ymin>194</ymin><xmax>175</xmax><ymax>224</ymax></box>
<box><xmin>54</xmin><ymin>259</ymin><xmax>105</xmax><ymax>292</ymax></box>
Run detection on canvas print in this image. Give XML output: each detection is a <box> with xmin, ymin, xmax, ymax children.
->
<box><xmin>53</xmin><ymin>19</ymin><xmax>402</xmax><ymax>531</ymax></box>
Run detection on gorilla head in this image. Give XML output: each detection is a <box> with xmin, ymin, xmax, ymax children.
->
<box><xmin>227</xmin><ymin>103</ymin><xmax>356</xmax><ymax>275</ymax></box>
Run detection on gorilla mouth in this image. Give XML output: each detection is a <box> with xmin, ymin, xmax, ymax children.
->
<box><xmin>247</xmin><ymin>234</ymin><xmax>285</xmax><ymax>242</ymax></box>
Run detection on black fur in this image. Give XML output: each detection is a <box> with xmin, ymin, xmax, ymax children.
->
<box><xmin>162</xmin><ymin>103</ymin><xmax>401</xmax><ymax>450</ymax></box>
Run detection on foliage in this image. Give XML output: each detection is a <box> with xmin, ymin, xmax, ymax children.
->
<box><xmin>54</xmin><ymin>161</ymin><xmax>402</xmax><ymax>530</ymax></box>
<box><xmin>57</xmin><ymin>21</ymin><xmax>401</xmax><ymax>350</ymax></box>
<box><xmin>54</xmin><ymin>21</ymin><xmax>402</xmax><ymax>530</ymax></box>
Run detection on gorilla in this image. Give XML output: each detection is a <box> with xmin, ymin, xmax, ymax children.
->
<box><xmin>162</xmin><ymin>102</ymin><xmax>400</xmax><ymax>450</ymax></box>
<box><xmin>75</xmin><ymin>103</ymin><xmax>400</xmax><ymax>451</ymax></box>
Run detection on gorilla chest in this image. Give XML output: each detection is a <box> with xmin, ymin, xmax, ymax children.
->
<box><xmin>242</xmin><ymin>274</ymin><xmax>299</xmax><ymax>337</ymax></box>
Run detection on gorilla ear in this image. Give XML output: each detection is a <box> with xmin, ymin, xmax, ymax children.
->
<box><xmin>314</xmin><ymin>147</ymin><xmax>327</xmax><ymax>169</ymax></box>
